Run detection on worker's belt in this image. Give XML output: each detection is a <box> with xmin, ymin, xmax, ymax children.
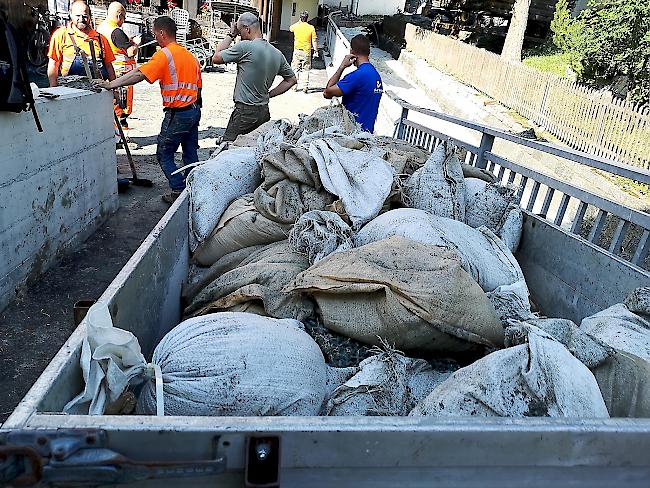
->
<box><xmin>163</xmin><ymin>102</ymin><xmax>199</xmax><ymax>113</ymax></box>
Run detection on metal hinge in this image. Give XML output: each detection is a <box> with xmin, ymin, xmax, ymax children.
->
<box><xmin>0</xmin><ymin>429</ymin><xmax>226</xmax><ymax>486</ymax></box>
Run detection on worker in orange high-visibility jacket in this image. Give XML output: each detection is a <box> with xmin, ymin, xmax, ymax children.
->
<box><xmin>98</xmin><ymin>2</ymin><xmax>142</xmax><ymax>128</ymax></box>
<box><xmin>94</xmin><ymin>16</ymin><xmax>202</xmax><ymax>204</ymax></box>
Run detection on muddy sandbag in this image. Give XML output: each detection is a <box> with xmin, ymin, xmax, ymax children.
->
<box><xmin>510</xmin><ymin>317</ymin><xmax>650</xmax><ymax>418</ymax></box>
<box><xmin>193</xmin><ymin>194</ymin><xmax>291</xmax><ymax>266</ymax></box>
<box><xmin>289</xmin><ymin>210</ymin><xmax>354</xmax><ymax>265</ymax></box>
<box><xmin>402</xmin><ymin>141</ymin><xmax>465</xmax><ymax>222</ymax></box>
<box><xmin>288</xmin><ymin>236</ymin><xmax>503</xmax><ymax>353</ymax></box>
<box><xmin>187</xmin><ymin>147</ymin><xmax>260</xmax><ymax>251</ymax></box>
<box><xmin>410</xmin><ymin>326</ymin><xmax>609</xmax><ymax>418</ymax></box>
<box><xmin>309</xmin><ymin>138</ymin><xmax>395</xmax><ymax>228</ymax></box>
<box><xmin>498</xmin><ymin>204</ymin><xmax>523</xmax><ymax>253</ymax></box>
<box><xmin>185</xmin><ymin>241</ymin><xmax>314</xmax><ymax>321</ymax></box>
<box><xmin>137</xmin><ymin>313</ymin><xmax>330</xmax><ymax>416</ymax></box>
<box><xmin>461</xmin><ymin>163</ymin><xmax>497</xmax><ymax>183</ymax></box>
<box><xmin>581</xmin><ymin>289</ymin><xmax>650</xmax><ymax>361</ymax></box>
<box><xmin>355</xmin><ymin>208</ymin><xmax>532</xmax><ymax>322</ymax></box>
<box><xmin>464</xmin><ymin>178</ymin><xmax>517</xmax><ymax>231</ymax></box>
<box><xmin>253</xmin><ymin>144</ymin><xmax>335</xmax><ymax>224</ymax></box>
<box><xmin>326</xmin><ymin>348</ymin><xmax>456</xmax><ymax>416</ymax></box>
<box><xmin>289</xmin><ymin>105</ymin><xmax>360</xmax><ymax>144</ymax></box>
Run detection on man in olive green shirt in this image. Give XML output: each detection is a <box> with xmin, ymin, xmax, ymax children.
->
<box><xmin>212</xmin><ymin>12</ymin><xmax>297</xmax><ymax>141</ymax></box>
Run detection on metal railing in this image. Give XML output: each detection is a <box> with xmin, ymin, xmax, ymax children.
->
<box><xmin>390</xmin><ymin>92</ymin><xmax>650</xmax><ymax>268</ymax></box>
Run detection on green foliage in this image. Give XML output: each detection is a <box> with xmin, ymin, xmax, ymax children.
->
<box><xmin>577</xmin><ymin>0</ymin><xmax>650</xmax><ymax>103</ymax></box>
<box><xmin>550</xmin><ymin>0</ymin><xmax>582</xmax><ymax>53</ymax></box>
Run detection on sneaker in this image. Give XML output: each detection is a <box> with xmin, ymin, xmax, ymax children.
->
<box><xmin>161</xmin><ymin>190</ymin><xmax>182</xmax><ymax>204</ymax></box>
<box><xmin>120</xmin><ymin>117</ymin><xmax>129</xmax><ymax>129</ymax></box>
<box><xmin>303</xmin><ymin>87</ymin><xmax>308</xmax><ymax>93</ymax></box>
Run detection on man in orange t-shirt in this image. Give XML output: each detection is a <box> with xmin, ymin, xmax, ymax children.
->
<box><xmin>94</xmin><ymin>16</ymin><xmax>202</xmax><ymax>204</ymax></box>
<box><xmin>47</xmin><ymin>0</ymin><xmax>116</xmax><ymax>86</ymax></box>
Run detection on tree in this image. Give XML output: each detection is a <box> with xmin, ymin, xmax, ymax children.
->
<box><xmin>576</xmin><ymin>0</ymin><xmax>650</xmax><ymax>103</ymax></box>
<box><xmin>501</xmin><ymin>0</ymin><xmax>532</xmax><ymax>62</ymax></box>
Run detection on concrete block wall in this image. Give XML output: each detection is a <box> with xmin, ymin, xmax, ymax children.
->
<box><xmin>0</xmin><ymin>88</ymin><xmax>119</xmax><ymax>311</ymax></box>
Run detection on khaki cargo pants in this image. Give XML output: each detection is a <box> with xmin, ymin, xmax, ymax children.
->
<box><xmin>222</xmin><ymin>102</ymin><xmax>271</xmax><ymax>142</ymax></box>
<box><xmin>292</xmin><ymin>49</ymin><xmax>311</xmax><ymax>90</ymax></box>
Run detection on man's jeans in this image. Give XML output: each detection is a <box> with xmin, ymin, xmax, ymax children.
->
<box><xmin>156</xmin><ymin>105</ymin><xmax>201</xmax><ymax>191</ymax></box>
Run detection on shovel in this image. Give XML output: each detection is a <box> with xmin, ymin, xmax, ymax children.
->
<box><xmin>87</xmin><ymin>40</ymin><xmax>153</xmax><ymax>187</ymax></box>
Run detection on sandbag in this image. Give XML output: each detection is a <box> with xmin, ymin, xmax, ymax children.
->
<box><xmin>64</xmin><ymin>304</ymin><xmax>149</xmax><ymax>415</ymax></box>
<box><xmin>464</xmin><ymin>178</ymin><xmax>517</xmax><ymax>231</ymax></box>
<box><xmin>185</xmin><ymin>241</ymin><xmax>314</xmax><ymax>321</ymax></box>
<box><xmin>187</xmin><ymin>147</ymin><xmax>260</xmax><ymax>251</ymax></box>
<box><xmin>288</xmin><ymin>235</ymin><xmax>503</xmax><ymax>353</ymax></box>
<box><xmin>137</xmin><ymin>313</ymin><xmax>330</xmax><ymax>416</ymax></box>
<box><xmin>402</xmin><ymin>141</ymin><xmax>465</xmax><ymax>222</ymax></box>
<box><xmin>193</xmin><ymin>194</ymin><xmax>291</xmax><ymax>266</ymax></box>
<box><xmin>510</xmin><ymin>317</ymin><xmax>650</xmax><ymax>418</ymax></box>
<box><xmin>326</xmin><ymin>349</ymin><xmax>454</xmax><ymax>416</ymax></box>
<box><xmin>461</xmin><ymin>163</ymin><xmax>497</xmax><ymax>183</ymax></box>
<box><xmin>410</xmin><ymin>326</ymin><xmax>609</xmax><ymax>418</ymax></box>
<box><xmin>289</xmin><ymin>105</ymin><xmax>360</xmax><ymax>144</ymax></box>
<box><xmin>355</xmin><ymin>208</ymin><xmax>532</xmax><ymax>322</ymax></box>
<box><xmin>254</xmin><ymin>144</ymin><xmax>335</xmax><ymax>224</ymax></box>
<box><xmin>581</xmin><ymin>292</ymin><xmax>650</xmax><ymax>361</ymax></box>
<box><xmin>498</xmin><ymin>204</ymin><xmax>523</xmax><ymax>253</ymax></box>
<box><xmin>309</xmin><ymin>138</ymin><xmax>395</xmax><ymax>228</ymax></box>
<box><xmin>289</xmin><ymin>210</ymin><xmax>354</xmax><ymax>265</ymax></box>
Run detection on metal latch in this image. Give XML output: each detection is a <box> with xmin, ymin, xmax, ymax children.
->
<box><xmin>245</xmin><ymin>436</ymin><xmax>280</xmax><ymax>488</ymax></box>
<box><xmin>0</xmin><ymin>429</ymin><xmax>226</xmax><ymax>486</ymax></box>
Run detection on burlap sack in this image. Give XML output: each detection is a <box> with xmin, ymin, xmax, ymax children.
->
<box><xmin>186</xmin><ymin>241</ymin><xmax>314</xmax><ymax>321</ymax></box>
<box><xmin>193</xmin><ymin>194</ymin><xmax>291</xmax><ymax>266</ymax></box>
<box><xmin>287</xmin><ymin>236</ymin><xmax>503</xmax><ymax>353</ymax></box>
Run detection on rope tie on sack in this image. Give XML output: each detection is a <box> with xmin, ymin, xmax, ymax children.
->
<box><xmin>144</xmin><ymin>363</ymin><xmax>165</xmax><ymax>416</ymax></box>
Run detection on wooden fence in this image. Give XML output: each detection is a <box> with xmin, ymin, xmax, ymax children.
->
<box><xmin>404</xmin><ymin>24</ymin><xmax>650</xmax><ymax>170</ymax></box>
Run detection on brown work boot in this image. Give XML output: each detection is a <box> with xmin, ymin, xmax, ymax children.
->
<box><xmin>161</xmin><ymin>190</ymin><xmax>182</xmax><ymax>204</ymax></box>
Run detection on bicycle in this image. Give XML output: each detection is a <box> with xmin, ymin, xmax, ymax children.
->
<box><xmin>24</xmin><ymin>2</ymin><xmax>51</xmax><ymax>67</ymax></box>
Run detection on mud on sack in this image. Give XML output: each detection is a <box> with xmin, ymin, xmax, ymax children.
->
<box><xmin>410</xmin><ymin>324</ymin><xmax>609</xmax><ymax>418</ymax></box>
<box><xmin>355</xmin><ymin>209</ymin><xmax>533</xmax><ymax>323</ymax></box>
<box><xmin>326</xmin><ymin>347</ymin><xmax>457</xmax><ymax>416</ymax></box>
<box><xmin>137</xmin><ymin>312</ymin><xmax>331</xmax><ymax>416</ymax></box>
<box><xmin>193</xmin><ymin>194</ymin><xmax>291</xmax><ymax>266</ymax></box>
<box><xmin>402</xmin><ymin>140</ymin><xmax>466</xmax><ymax>222</ymax></box>
<box><xmin>187</xmin><ymin>147</ymin><xmax>261</xmax><ymax>252</ymax></box>
<box><xmin>185</xmin><ymin>241</ymin><xmax>314</xmax><ymax>321</ymax></box>
<box><xmin>287</xmin><ymin>235</ymin><xmax>503</xmax><ymax>353</ymax></box>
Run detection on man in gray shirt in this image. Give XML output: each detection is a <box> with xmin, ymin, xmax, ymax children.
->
<box><xmin>212</xmin><ymin>12</ymin><xmax>297</xmax><ymax>141</ymax></box>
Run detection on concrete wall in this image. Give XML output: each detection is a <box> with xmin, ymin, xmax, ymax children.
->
<box><xmin>0</xmin><ymin>88</ymin><xmax>119</xmax><ymax>312</ymax></box>
<box><xmin>280</xmin><ymin>0</ymin><xmax>319</xmax><ymax>31</ymax></box>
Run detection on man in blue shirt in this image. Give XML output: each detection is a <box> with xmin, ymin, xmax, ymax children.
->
<box><xmin>323</xmin><ymin>34</ymin><xmax>383</xmax><ymax>133</ymax></box>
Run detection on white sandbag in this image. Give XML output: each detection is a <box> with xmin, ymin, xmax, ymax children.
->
<box><xmin>187</xmin><ymin>147</ymin><xmax>261</xmax><ymax>251</ymax></box>
<box><xmin>403</xmin><ymin>141</ymin><xmax>465</xmax><ymax>221</ymax></box>
<box><xmin>326</xmin><ymin>349</ymin><xmax>454</xmax><ymax>416</ymax></box>
<box><xmin>137</xmin><ymin>313</ymin><xmax>329</xmax><ymax>416</ymax></box>
<box><xmin>581</xmin><ymin>289</ymin><xmax>650</xmax><ymax>361</ymax></box>
<box><xmin>193</xmin><ymin>195</ymin><xmax>291</xmax><ymax>266</ymax></box>
<box><xmin>410</xmin><ymin>326</ymin><xmax>609</xmax><ymax>418</ymax></box>
<box><xmin>464</xmin><ymin>178</ymin><xmax>516</xmax><ymax>231</ymax></box>
<box><xmin>355</xmin><ymin>208</ymin><xmax>531</xmax><ymax>321</ymax></box>
<box><xmin>308</xmin><ymin>138</ymin><xmax>394</xmax><ymax>228</ymax></box>
<box><xmin>64</xmin><ymin>303</ymin><xmax>148</xmax><ymax>415</ymax></box>
<box><xmin>288</xmin><ymin>236</ymin><xmax>503</xmax><ymax>353</ymax></box>
<box><xmin>624</xmin><ymin>287</ymin><xmax>650</xmax><ymax>316</ymax></box>
<box><xmin>289</xmin><ymin>210</ymin><xmax>354</xmax><ymax>265</ymax></box>
<box><xmin>498</xmin><ymin>205</ymin><xmax>523</xmax><ymax>253</ymax></box>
